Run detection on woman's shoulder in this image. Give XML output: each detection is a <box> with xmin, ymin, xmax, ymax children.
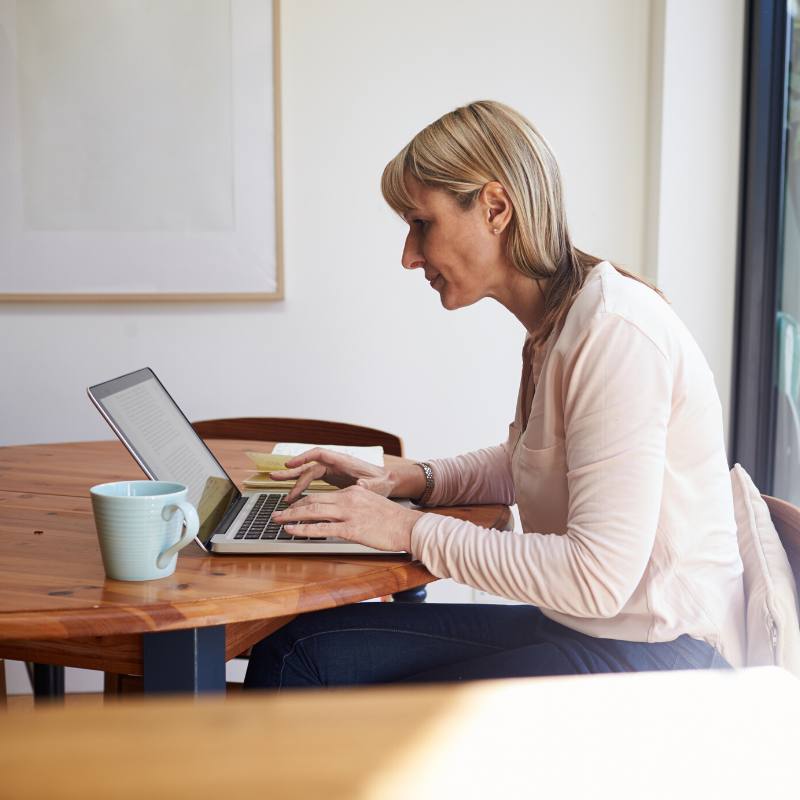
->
<box><xmin>557</xmin><ymin>261</ymin><xmax>692</xmax><ymax>365</ymax></box>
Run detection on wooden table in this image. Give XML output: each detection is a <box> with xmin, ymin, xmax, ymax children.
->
<box><xmin>0</xmin><ymin>439</ymin><xmax>511</xmax><ymax>695</ymax></box>
<box><xmin>1</xmin><ymin>667</ymin><xmax>796</xmax><ymax>799</ymax></box>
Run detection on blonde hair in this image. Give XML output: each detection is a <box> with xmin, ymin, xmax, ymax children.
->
<box><xmin>381</xmin><ymin>100</ymin><xmax>661</xmax><ymax>346</ymax></box>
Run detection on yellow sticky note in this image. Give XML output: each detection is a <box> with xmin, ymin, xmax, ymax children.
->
<box><xmin>245</xmin><ymin>452</ymin><xmax>317</xmax><ymax>473</ymax></box>
<box><xmin>245</xmin><ymin>452</ymin><xmax>292</xmax><ymax>472</ymax></box>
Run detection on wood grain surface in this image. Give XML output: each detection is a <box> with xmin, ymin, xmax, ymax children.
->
<box><xmin>3</xmin><ymin>679</ymin><xmax>542</xmax><ymax>800</ymax></box>
<box><xmin>2</xmin><ymin>669</ymin><xmax>798</xmax><ymax>800</ymax></box>
<box><xmin>0</xmin><ymin>617</ymin><xmax>294</xmax><ymax>674</ymax></box>
<box><xmin>0</xmin><ymin>440</ymin><xmax>511</xmax><ymax>649</ymax></box>
<box><xmin>0</xmin><ymin>438</ymin><xmax>328</xmax><ymax>498</ymax></box>
<box><xmin>0</xmin><ymin>487</ymin><xmax>435</xmax><ymax>641</ymax></box>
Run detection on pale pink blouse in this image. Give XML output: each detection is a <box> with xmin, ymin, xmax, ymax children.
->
<box><xmin>410</xmin><ymin>261</ymin><xmax>746</xmax><ymax>666</ymax></box>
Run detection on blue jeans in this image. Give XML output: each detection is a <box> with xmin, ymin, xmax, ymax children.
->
<box><xmin>243</xmin><ymin>602</ymin><xmax>732</xmax><ymax>690</ymax></box>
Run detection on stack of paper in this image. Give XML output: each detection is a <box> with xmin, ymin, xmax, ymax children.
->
<box><xmin>242</xmin><ymin>444</ymin><xmax>385</xmax><ymax>492</ymax></box>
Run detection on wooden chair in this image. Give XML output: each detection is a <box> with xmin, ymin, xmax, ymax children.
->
<box><xmin>192</xmin><ymin>417</ymin><xmax>425</xmax><ymax>608</ymax></box>
<box><xmin>762</xmin><ymin>495</ymin><xmax>800</xmax><ymax>586</ymax></box>
<box><xmin>191</xmin><ymin>418</ymin><xmax>404</xmax><ymax>458</ymax></box>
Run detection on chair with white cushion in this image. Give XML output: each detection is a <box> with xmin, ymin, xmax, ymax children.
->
<box><xmin>730</xmin><ymin>464</ymin><xmax>800</xmax><ymax>675</ymax></box>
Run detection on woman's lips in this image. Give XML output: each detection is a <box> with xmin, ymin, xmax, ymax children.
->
<box><xmin>429</xmin><ymin>274</ymin><xmax>441</xmax><ymax>290</ymax></box>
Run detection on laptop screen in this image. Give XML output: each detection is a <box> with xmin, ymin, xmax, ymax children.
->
<box><xmin>88</xmin><ymin>368</ymin><xmax>239</xmax><ymax>546</ymax></box>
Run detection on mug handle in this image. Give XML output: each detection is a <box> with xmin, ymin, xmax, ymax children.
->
<box><xmin>157</xmin><ymin>501</ymin><xmax>200</xmax><ymax>569</ymax></box>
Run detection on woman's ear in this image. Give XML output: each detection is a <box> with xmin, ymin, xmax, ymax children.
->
<box><xmin>481</xmin><ymin>182</ymin><xmax>513</xmax><ymax>234</ymax></box>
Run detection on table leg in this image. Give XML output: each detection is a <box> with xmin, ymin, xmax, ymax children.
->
<box><xmin>142</xmin><ymin>626</ymin><xmax>226</xmax><ymax>696</ymax></box>
<box><xmin>32</xmin><ymin>664</ymin><xmax>65</xmax><ymax>704</ymax></box>
<box><xmin>392</xmin><ymin>586</ymin><xmax>427</xmax><ymax>603</ymax></box>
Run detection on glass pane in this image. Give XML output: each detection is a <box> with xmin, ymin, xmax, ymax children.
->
<box><xmin>773</xmin><ymin>4</ymin><xmax>800</xmax><ymax>502</ymax></box>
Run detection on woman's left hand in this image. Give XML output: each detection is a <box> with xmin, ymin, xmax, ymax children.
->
<box><xmin>272</xmin><ymin>486</ymin><xmax>424</xmax><ymax>553</ymax></box>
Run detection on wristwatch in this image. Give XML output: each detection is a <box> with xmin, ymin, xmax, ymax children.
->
<box><xmin>413</xmin><ymin>462</ymin><xmax>435</xmax><ymax>507</ymax></box>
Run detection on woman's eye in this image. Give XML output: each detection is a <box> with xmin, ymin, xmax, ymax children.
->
<box><xmin>413</xmin><ymin>219</ymin><xmax>427</xmax><ymax>231</ymax></box>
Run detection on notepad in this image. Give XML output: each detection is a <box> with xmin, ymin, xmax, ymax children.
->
<box><xmin>246</xmin><ymin>452</ymin><xmax>302</xmax><ymax>473</ymax></box>
<box><xmin>242</xmin><ymin>473</ymin><xmax>339</xmax><ymax>492</ymax></box>
<box><xmin>242</xmin><ymin>452</ymin><xmax>336</xmax><ymax>492</ymax></box>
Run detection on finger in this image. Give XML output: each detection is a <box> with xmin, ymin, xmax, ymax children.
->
<box><xmin>270</xmin><ymin>463</ymin><xmax>324</xmax><ymax>481</ymax></box>
<box><xmin>283</xmin><ymin>448</ymin><xmax>323</xmax><ymax>467</ymax></box>
<box><xmin>279</xmin><ymin>492</ymin><xmax>313</xmax><ymax>511</ymax></box>
<box><xmin>284</xmin><ymin>481</ymin><xmax>311</xmax><ymax>505</ymax></box>
<box><xmin>269</xmin><ymin>468</ymin><xmax>305</xmax><ymax>480</ymax></box>
<box><xmin>283</xmin><ymin>465</ymin><xmax>328</xmax><ymax>503</ymax></box>
<box><xmin>283</xmin><ymin>490</ymin><xmax>342</xmax><ymax>508</ymax></box>
<box><xmin>284</xmin><ymin>448</ymin><xmax>347</xmax><ymax>468</ymax></box>
<box><xmin>285</xmin><ymin>521</ymin><xmax>343</xmax><ymax>539</ymax></box>
<box><xmin>275</xmin><ymin>499</ymin><xmax>344</xmax><ymax>523</ymax></box>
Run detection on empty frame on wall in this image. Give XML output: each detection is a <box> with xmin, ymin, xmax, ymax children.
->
<box><xmin>0</xmin><ymin>0</ymin><xmax>283</xmax><ymax>301</ymax></box>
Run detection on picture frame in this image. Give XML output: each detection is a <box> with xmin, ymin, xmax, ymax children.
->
<box><xmin>0</xmin><ymin>0</ymin><xmax>284</xmax><ymax>302</ymax></box>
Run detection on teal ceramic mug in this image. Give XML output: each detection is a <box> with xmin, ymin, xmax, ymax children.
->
<box><xmin>90</xmin><ymin>481</ymin><xmax>199</xmax><ymax>581</ymax></box>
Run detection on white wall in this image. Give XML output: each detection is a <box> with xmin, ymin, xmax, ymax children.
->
<box><xmin>647</xmin><ymin>0</ymin><xmax>745</xmax><ymax>445</ymax></box>
<box><xmin>0</xmin><ymin>0</ymin><xmax>650</xmax><ymax>460</ymax></box>
<box><xmin>0</xmin><ymin>0</ymin><xmax>745</xmax><ymax>455</ymax></box>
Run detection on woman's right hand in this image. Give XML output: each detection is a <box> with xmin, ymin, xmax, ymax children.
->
<box><xmin>270</xmin><ymin>448</ymin><xmax>428</xmax><ymax>504</ymax></box>
<box><xmin>270</xmin><ymin>448</ymin><xmax>392</xmax><ymax>504</ymax></box>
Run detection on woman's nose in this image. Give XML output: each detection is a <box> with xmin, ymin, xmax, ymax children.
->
<box><xmin>402</xmin><ymin>230</ymin><xmax>425</xmax><ymax>271</ymax></box>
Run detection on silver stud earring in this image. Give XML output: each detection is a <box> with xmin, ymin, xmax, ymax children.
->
<box><xmin>493</xmin><ymin>228</ymin><xmax>499</xmax><ymax>234</ymax></box>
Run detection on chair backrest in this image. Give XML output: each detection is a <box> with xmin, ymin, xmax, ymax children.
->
<box><xmin>191</xmin><ymin>417</ymin><xmax>404</xmax><ymax>458</ymax></box>
<box><xmin>762</xmin><ymin>494</ymin><xmax>800</xmax><ymax>588</ymax></box>
<box><xmin>731</xmin><ymin>467</ymin><xmax>800</xmax><ymax>673</ymax></box>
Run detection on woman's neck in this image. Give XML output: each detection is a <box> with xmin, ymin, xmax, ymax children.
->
<box><xmin>492</xmin><ymin>269</ymin><xmax>548</xmax><ymax>334</ymax></box>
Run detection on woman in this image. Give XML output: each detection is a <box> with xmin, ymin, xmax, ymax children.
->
<box><xmin>244</xmin><ymin>101</ymin><xmax>744</xmax><ymax>690</ymax></box>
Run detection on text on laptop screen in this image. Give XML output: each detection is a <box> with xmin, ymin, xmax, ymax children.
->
<box><xmin>91</xmin><ymin>370</ymin><xmax>238</xmax><ymax>544</ymax></box>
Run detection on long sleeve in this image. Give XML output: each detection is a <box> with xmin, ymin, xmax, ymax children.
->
<box><xmin>411</xmin><ymin>313</ymin><xmax>672</xmax><ymax>618</ymax></box>
<box><xmin>426</xmin><ymin>443</ymin><xmax>516</xmax><ymax>507</ymax></box>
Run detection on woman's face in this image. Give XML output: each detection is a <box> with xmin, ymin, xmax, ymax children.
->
<box><xmin>401</xmin><ymin>178</ymin><xmax>512</xmax><ymax>311</ymax></box>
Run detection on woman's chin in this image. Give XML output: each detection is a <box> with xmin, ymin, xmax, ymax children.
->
<box><xmin>435</xmin><ymin>284</ymin><xmax>456</xmax><ymax>310</ymax></box>
<box><xmin>439</xmin><ymin>289</ymin><xmax>475</xmax><ymax>311</ymax></box>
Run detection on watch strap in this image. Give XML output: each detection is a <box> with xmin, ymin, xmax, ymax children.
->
<box><xmin>413</xmin><ymin>462</ymin><xmax>435</xmax><ymax>507</ymax></box>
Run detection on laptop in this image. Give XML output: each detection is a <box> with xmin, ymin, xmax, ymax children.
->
<box><xmin>87</xmin><ymin>368</ymin><xmax>408</xmax><ymax>555</ymax></box>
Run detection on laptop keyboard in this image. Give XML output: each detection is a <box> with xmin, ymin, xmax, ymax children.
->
<box><xmin>233</xmin><ymin>493</ymin><xmax>328</xmax><ymax>542</ymax></box>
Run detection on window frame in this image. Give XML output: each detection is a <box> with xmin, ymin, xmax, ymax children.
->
<box><xmin>731</xmin><ymin>0</ymin><xmax>792</xmax><ymax>492</ymax></box>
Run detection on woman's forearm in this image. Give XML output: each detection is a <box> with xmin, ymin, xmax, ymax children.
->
<box><xmin>387</xmin><ymin>444</ymin><xmax>516</xmax><ymax>506</ymax></box>
<box><xmin>424</xmin><ymin>446</ymin><xmax>516</xmax><ymax>507</ymax></box>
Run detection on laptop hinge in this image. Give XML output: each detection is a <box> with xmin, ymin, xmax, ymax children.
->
<box><xmin>209</xmin><ymin>496</ymin><xmax>248</xmax><ymax>548</ymax></box>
